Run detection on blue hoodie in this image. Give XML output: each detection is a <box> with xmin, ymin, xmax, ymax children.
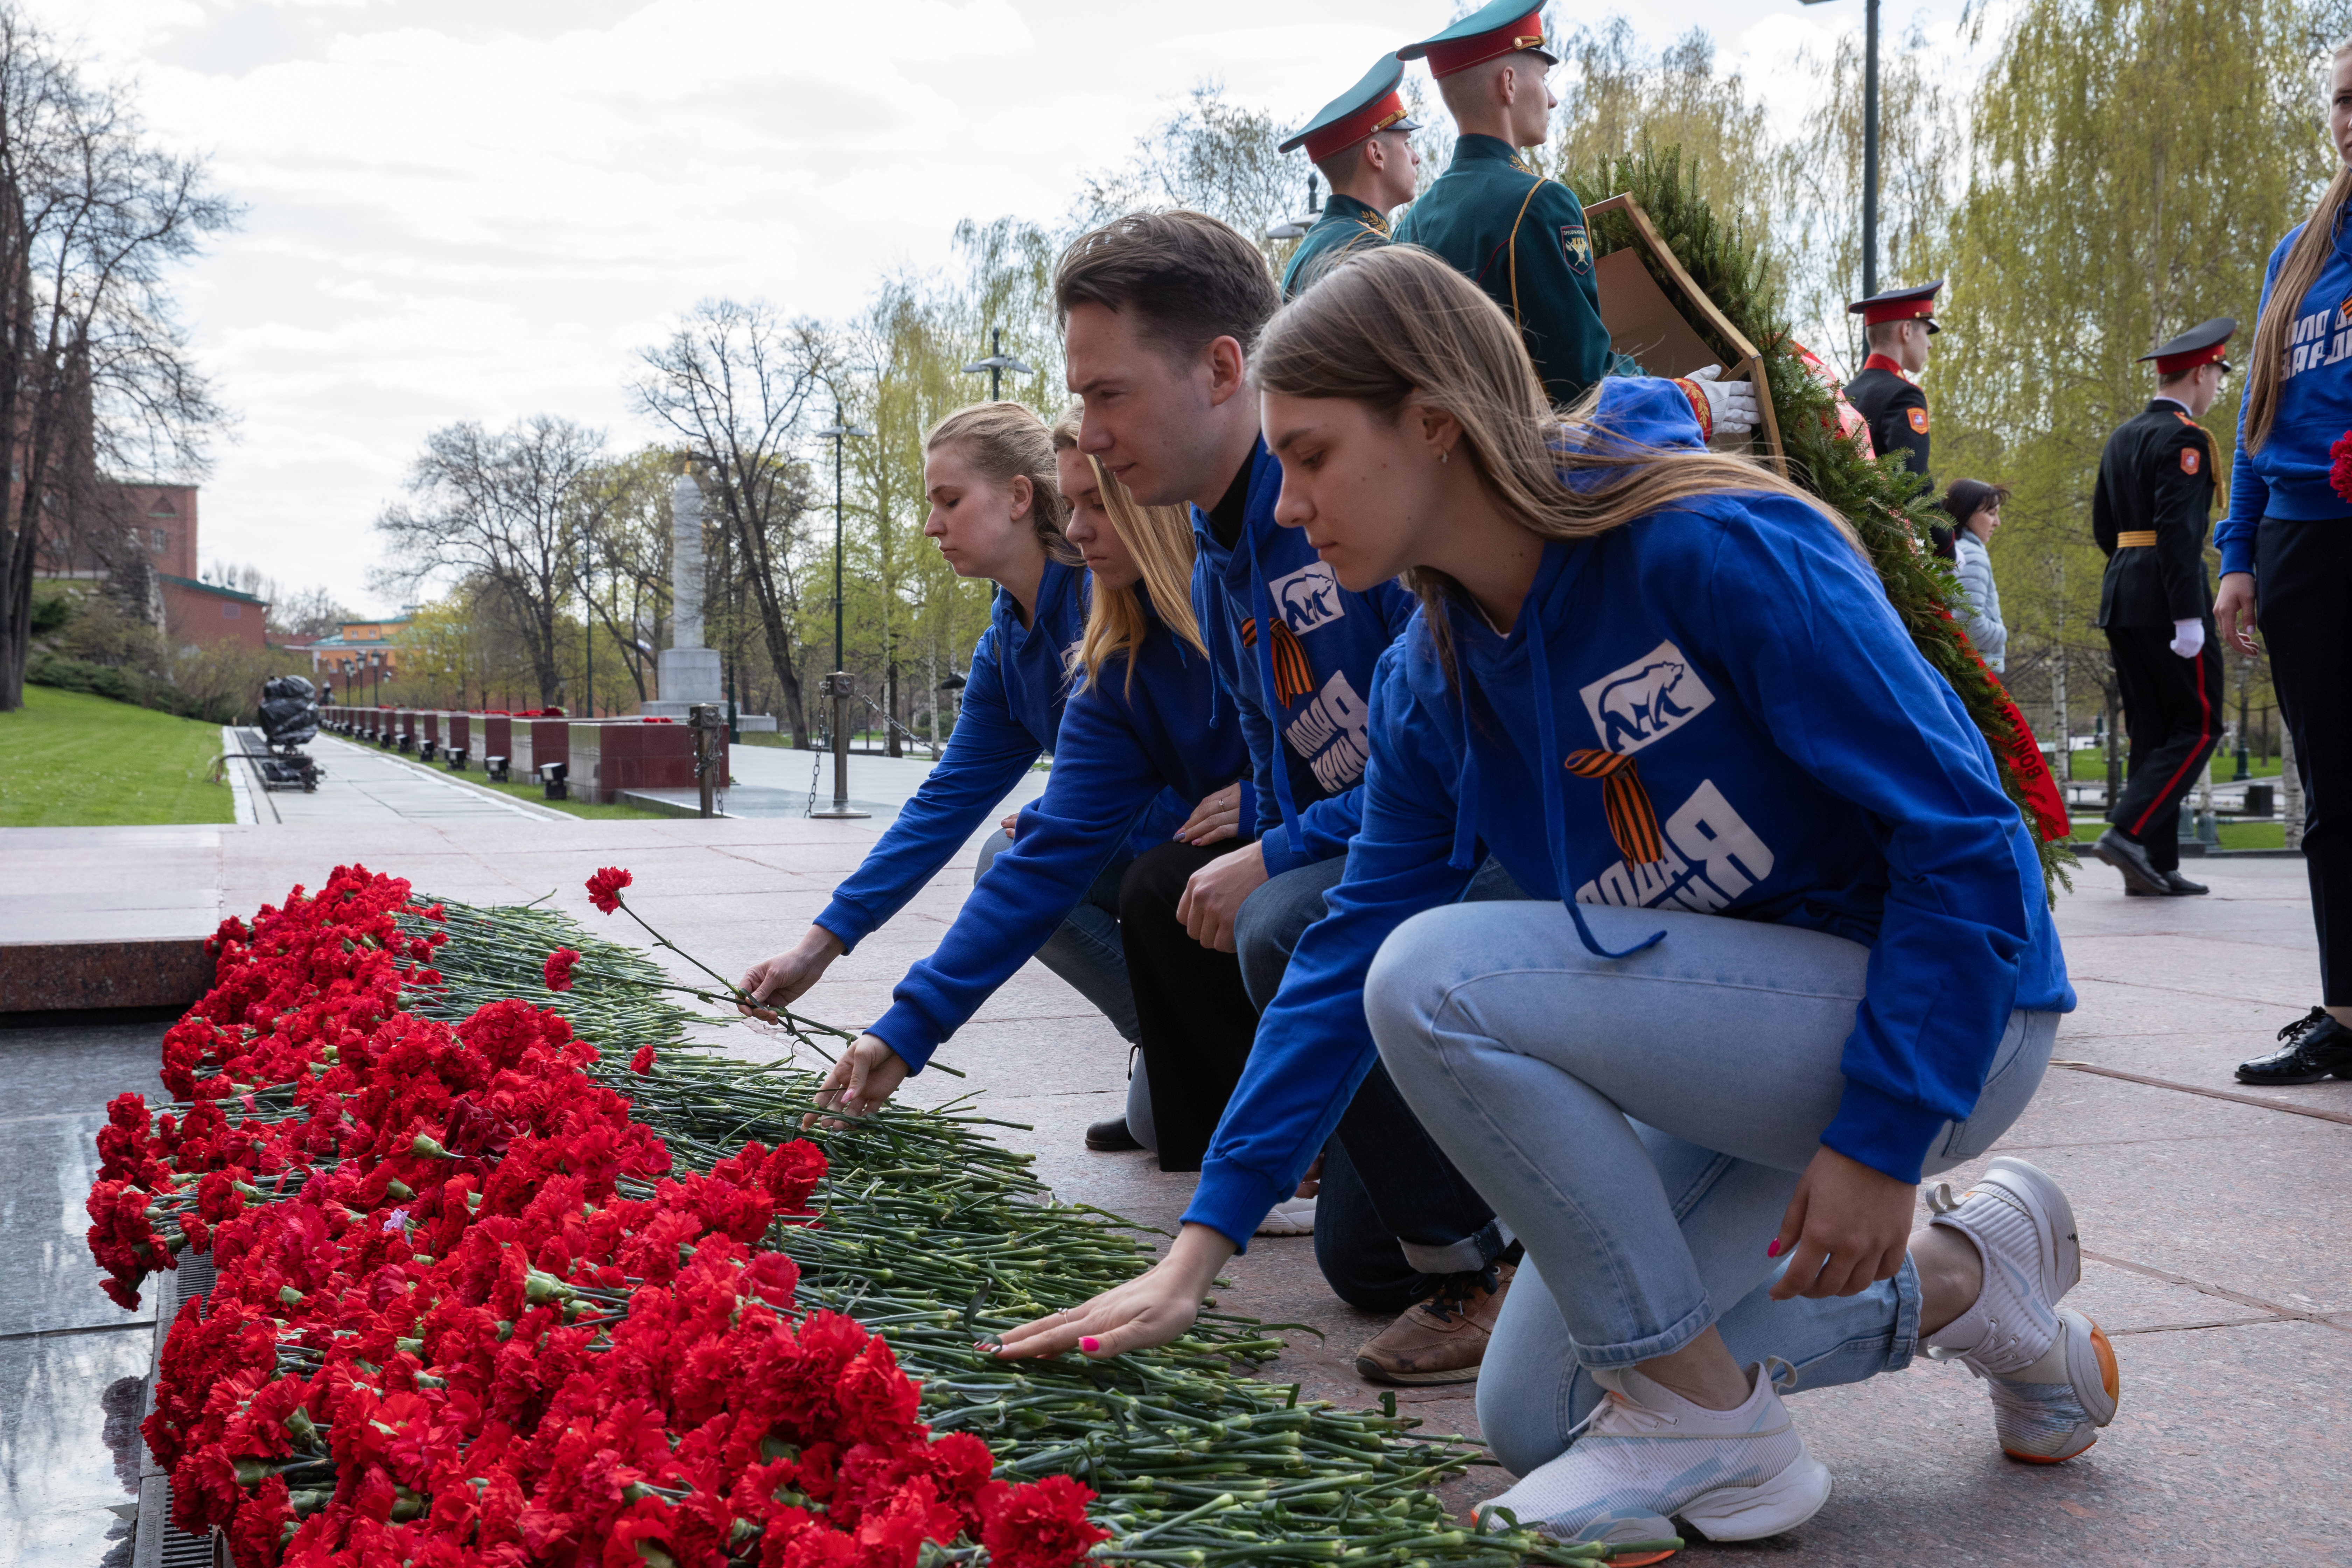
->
<box><xmin>815</xmin><ymin>559</ymin><xmax>1191</xmax><ymax>952</ymax></box>
<box><xmin>1192</xmin><ymin>441</ymin><xmax>1420</xmax><ymax>878</ymax></box>
<box><xmin>868</xmin><ymin>589</ymin><xmax>1251</xmax><ymax>1073</ymax></box>
<box><xmin>1185</xmin><ymin>383</ymin><xmax>2075</xmax><ymax>1248</ymax></box>
<box><xmin>2219</xmin><ymin>209</ymin><xmax>2352</xmax><ymax>576</ymax></box>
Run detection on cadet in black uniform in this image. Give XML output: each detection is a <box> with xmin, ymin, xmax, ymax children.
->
<box><xmin>1278</xmin><ymin>56</ymin><xmax>1421</xmax><ymax>302</ymax></box>
<box><xmin>1843</xmin><ymin>281</ymin><xmax>1941</xmax><ymax>483</ymax></box>
<box><xmin>2086</xmin><ymin>317</ymin><xmax>2236</xmax><ymax>898</ymax></box>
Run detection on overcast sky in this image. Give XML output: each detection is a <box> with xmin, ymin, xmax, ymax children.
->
<box><xmin>28</xmin><ymin>0</ymin><xmax>1979</xmax><ymax>617</ymax></box>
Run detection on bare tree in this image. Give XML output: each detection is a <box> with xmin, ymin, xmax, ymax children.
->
<box><xmin>1076</xmin><ymin>82</ymin><xmax>1297</xmax><ymax>265</ymax></box>
<box><xmin>372</xmin><ymin>416</ymin><xmax>607</xmax><ymax>707</ymax></box>
<box><xmin>0</xmin><ymin>8</ymin><xmax>236</xmax><ymax>708</ymax></box>
<box><xmin>574</xmin><ymin>446</ymin><xmax>675</xmax><ymax>705</ymax></box>
<box><xmin>629</xmin><ymin>299</ymin><xmax>829</xmax><ymax>746</ymax></box>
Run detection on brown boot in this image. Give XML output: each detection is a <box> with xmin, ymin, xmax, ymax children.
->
<box><xmin>1353</xmin><ymin>1263</ymin><xmax>1515</xmax><ymax>1385</ymax></box>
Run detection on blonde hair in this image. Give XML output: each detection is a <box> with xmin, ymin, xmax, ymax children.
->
<box><xmin>1048</xmin><ymin>406</ymin><xmax>1205</xmax><ymax>693</ymax></box>
<box><xmin>925</xmin><ymin>402</ymin><xmax>1081</xmax><ymax>566</ymax></box>
<box><xmin>2245</xmin><ymin>35</ymin><xmax>2352</xmax><ymax>451</ymax></box>
<box><xmin>1251</xmin><ymin>244</ymin><xmax>1853</xmax><ymax>676</ymax></box>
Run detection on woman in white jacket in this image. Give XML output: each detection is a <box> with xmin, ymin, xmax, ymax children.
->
<box><xmin>1943</xmin><ymin>478</ymin><xmax>2009</xmax><ymax>671</ymax></box>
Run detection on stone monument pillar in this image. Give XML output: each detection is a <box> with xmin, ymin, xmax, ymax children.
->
<box><xmin>642</xmin><ymin>463</ymin><xmax>724</xmax><ymax>718</ymax></box>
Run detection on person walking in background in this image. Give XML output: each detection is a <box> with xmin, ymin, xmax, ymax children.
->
<box><xmin>1943</xmin><ymin>479</ymin><xmax>2009</xmax><ymax>671</ymax></box>
<box><xmin>2220</xmin><ymin>35</ymin><xmax>2352</xmax><ymax>1085</ymax></box>
<box><xmin>2087</xmin><ymin>318</ymin><xmax>2234</xmax><ymax>902</ymax></box>
<box><xmin>1277</xmin><ymin>55</ymin><xmax>1421</xmax><ymax>302</ymax></box>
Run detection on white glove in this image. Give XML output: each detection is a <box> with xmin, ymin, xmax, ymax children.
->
<box><xmin>2170</xmin><ymin>617</ymin><xmax>2205</xmax><ymax>659</ymax></box>
<box><xmin>1686</xmin><ymin>364</ymin><xmax>1759</xmax><ymax>436</ymax></box>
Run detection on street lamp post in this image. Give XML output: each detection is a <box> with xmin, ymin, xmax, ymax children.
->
<box><xmin>812</xmin><ymin>410</ymin><xmax>873</xmax><ymax>819</ymax></box>
<box><xmin>1801</xmin><ymin>0</ymin><xmax>1881</xmax><ymax>299</ymax></box>
<box><xmin>962</xmin><ymin>328</ymin><xmax>1035</xmax><ymax>403</ymax></box>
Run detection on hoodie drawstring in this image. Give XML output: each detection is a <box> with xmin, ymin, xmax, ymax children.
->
<box><xmin>1522</xmin><ymin>612</ymin><xmax>1666</xmax><ymax>961</ymax></box>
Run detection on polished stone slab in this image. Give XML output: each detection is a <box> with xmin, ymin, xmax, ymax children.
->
<box><xmin>0</xmin><ymin>1330</ymin><xmax>147</xmax><ymax>1567</ymax></box>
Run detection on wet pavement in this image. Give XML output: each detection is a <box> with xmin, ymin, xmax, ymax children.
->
<box><xmin>2</xmin><ymin>811</ymin><xmax>2345</xmax><ymax>1564</ymax></box>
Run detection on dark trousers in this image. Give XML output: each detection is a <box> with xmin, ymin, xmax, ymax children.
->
<box><xmin>2260</xmin><ymin>517</ymin><xmax>2352</xmax><ymax>1002</ymax></box>
<box><xmin>1119</xmin><ymin>838</ymin><xmax>1263</xmax><ymax>1172</ymax></box>
<box><xmin>2104</xmin><ymin>620</ymin><xmax>2223</xmax><ymax>872</ymax></box>
<box><xmin>1236</xmin><ymin>854</ymin><xmax>1525</xmax><ymax>1310</ymax></box>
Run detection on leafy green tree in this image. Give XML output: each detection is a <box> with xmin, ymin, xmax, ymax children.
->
<box><xmin>1939</xmin><ymin>0</ymin><xmax>2328</xmax><ymax>753</ymax></box>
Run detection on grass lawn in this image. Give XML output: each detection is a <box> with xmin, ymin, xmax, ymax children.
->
<box><xmin>2061</xmin><ymin>751</ymin><xmax>2283</xmax><ymax>783</ymax></box>
<box><xmin>0</xmin><ymin>685</ymin><xmax>235</xmax><ymax>826</ymax></box>
<box><xmin>362</xmin><ymin>747</ymin><xmax>673</xmax><ymax>821</ymax></box>
<box><xmin>2068</xmin><ymin>819</ymin><xmax>2287</xmax><ymax>852</ymax></box>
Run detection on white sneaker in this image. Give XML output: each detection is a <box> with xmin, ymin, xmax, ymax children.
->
<box><xmin>1923</xmin><ymin>1157</ymin><xmax>2119</xmax><ymax>1461</ymax></box>
<box><xmin>1922</xmin><ymin>1155</ymin><xmax>2078</xmax><ymax>1375</ymax></box>
<box><xmin>1256</xmin><ymin>1196</ymin><xmax>1316</xmax><ymax>1237</ymax></box>
<box><xmin>1472</xmin><ymin>1359</ymin><xmax>1831</xmax><ymax>1546</ymax></box>
<box><xmin>1979</xmin><ymin>1307</ymin><xmax>2121</xmax><ymax>1463</ymax></box>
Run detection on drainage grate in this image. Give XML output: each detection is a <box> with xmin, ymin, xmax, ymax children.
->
<box><xmin>136</xmin><ymin>1253</ymin><xmax>235</xmax><ymax>1568</ymax></box>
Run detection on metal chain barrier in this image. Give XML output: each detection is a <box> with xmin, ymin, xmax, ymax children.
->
<box><xmin>798</xmin><ymin>684</ymin><xmax>947</xmax><ymax>818</ymax></box>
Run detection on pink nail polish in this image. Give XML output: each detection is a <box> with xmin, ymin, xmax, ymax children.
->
<box><xmin>1766</xmin><ymin>1239</ymin><xmax>1782</xmax><ymax>1258</ymax></box>
<box><xmin>1079</xmin><ymin>1336</ymin><xmax>1101</xmax><ymax>1353</ymax></box>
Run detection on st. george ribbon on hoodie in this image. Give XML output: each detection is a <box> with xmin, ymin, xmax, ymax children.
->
<box><xmin>1182</xmin><ymin>376</ymin><xmax>2076</xmax><ymax>1251</ymax></box>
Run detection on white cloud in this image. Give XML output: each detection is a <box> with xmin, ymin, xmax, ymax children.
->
<box><xmin>18</xmin><ymin>0</ymin><xmax>1977</xmax><ymax>611</ymax></box>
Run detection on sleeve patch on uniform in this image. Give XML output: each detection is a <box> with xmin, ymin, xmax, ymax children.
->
<box><xmin>1907</xmin><ymin>406</ymin><xmax>1930</xmax><ymax>434</ymax></box>
<box><xmin>1560</xmin><ymin>223</ymin><xmax>1591</xmax><ymax>274</ymax></box>
<box><xmin>2181</xmin><ymin>446</ymin><xmax>2200</xmax><ymax>474</ymax></box>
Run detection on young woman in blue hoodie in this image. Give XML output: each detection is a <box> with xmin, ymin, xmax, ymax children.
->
<box><xmin>993</xmin><ymin>247</ymin><xmax>2101</xmax><ymax>1546</ymax></box>
<box><xmin>739</xmin><ymin>403</ymin><xmax>1219</xmax><ymax>1146</ymax></box>
<box><xmin>790</xmin><ymin>418</ymin><xmax>1259</xmax><ymax>1134</ymax></box>
<box><xmin>2216</xmin><ymin>36</ymin><xmax>2352</xmax><ymax>1086</ymax></box>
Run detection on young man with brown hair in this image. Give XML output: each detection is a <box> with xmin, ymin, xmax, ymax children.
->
<box><xmin>1057</xmin><ymin>209</ymin><xmax>1524</xmax><ymax>1383</ymax></box>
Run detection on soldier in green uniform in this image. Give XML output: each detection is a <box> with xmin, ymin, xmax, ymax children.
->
<box><xmin>1278</xmin><ymin>56</ymin><xmax>1422</xmax><ymax>302</ymax></box>
<box><xmin>1392</xmin><ymin>2</ymin><xmax>1605</xmax><ymax>406</ymax></box>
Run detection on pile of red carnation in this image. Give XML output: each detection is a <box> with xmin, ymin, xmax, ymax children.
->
<box><xmin>92</xmin><ymin>864</ymin><xmax>1102</xmax><ymax>1568</ymax></box>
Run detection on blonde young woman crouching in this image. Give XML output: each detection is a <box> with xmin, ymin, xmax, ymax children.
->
<box><xmin>993</xmin><ymin>248</ymin><xmax>2110</xmax><ymax>1547</ymax></box>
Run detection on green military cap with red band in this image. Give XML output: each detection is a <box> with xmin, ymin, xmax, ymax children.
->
<box><xmin>1398</xmin><ymin>0</ymin><xmax>1556</xmax><ymax>78</ymax></box>
<box><xmin>1280</xmin><ymin>54</ymin><xmax>1422</xmax><ymax>162</ymax></box>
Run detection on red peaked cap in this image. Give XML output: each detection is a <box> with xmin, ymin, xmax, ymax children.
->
<box><xmin>2140</xmin><ymin>317</ymin><xmax>2236</xmax><ymax>377</ymax></box>
<box><xmin>1300</xmin><ymin>91</ymin><xmax>1412</xmax><ymax>163</ymax></box>
<box><xmin>1402</xmin><ymin>6</ymin><xmax>1552</xmax><ymax>79</ymax></box>
<box><xmin>2153</xmin><ymin>340</ymin><xmax>2228</xmax><ymax>375</ymax></box>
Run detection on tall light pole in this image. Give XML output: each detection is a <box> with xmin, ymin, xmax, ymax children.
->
<box><xmin>962</xmin><ymin>328</ymin><xmax>1034</xmax><ymax>402</ymax></box>
<box><xmin>812</xmin><ymin>409</ymin><xmax>872</xmax><ymax>819</ymax></box>
<box><xmin>1802</xmin><ymin>0</ymin><xmax>1881</xmax><ymax>299</ymax></box>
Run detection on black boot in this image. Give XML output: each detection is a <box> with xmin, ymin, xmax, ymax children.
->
<box><xmin>2124</xmin><ymin>870</ymin><xmax>2211</xmax><ymax>896</ymax></box>
<box><xmin>2090</xmin><ymin>828</ymin><xmax>2171</xmax><ymax>895</ymax></box>
<box><xmin>2236</xmin><ymin>1007</ymin><xmax>2352</xmax><ymax>1085</ymax></box>
<box><xmin>1085</xmin><ymin>1117</ymin><xmax>1144</xmax><ymax>1152</ymax></box>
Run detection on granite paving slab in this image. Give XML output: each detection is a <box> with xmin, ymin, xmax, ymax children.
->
<box><xmin>0</xmin><ymin>1332</ymin><xmax>147</xmax><ymax>1568</ymax></box>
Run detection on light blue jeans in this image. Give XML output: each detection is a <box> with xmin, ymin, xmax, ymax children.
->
<box><xmin>973</xmin><ymin>826</ymin><xmax>1155</xmax><ymax>1146</ymax></box>
<box><xmin>1364</xmin><ymin>900</ymin><xmax>2059</xmax><ymax>1479</ymax></box>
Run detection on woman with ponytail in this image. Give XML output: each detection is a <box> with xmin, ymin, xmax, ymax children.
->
<box><xmin>991</xmin><ymin>247</ymin><xmax>2090</xmax><ymax>1547</ymax></box>
<box><xmin>785</xmin><ymin>412</ymin><xmax>1274</xmax><ymax>1173</ymax></box>
<box><xmin>741</xmin><ymin>402</ymin><xmax>1213</xmax><ymax>1148</ymax></box>
<box><xmin>2217</xmin><ymin>39</ymin><xmax>2352</xmax><ymax>1086</ymax></box>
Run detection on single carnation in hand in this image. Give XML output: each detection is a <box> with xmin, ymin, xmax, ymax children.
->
<box><xmin>2331</xmin><ymin>430</ymin><xmax>2352</xmax><ymax>505</ymax></box>
<box><xmin>630</xmin><ymin>1044</ymin><xmax>655</xmax><ymax>1074</ymax></box>
<box><xmin>585</xmin><ymin>866</ymin><xmax>633</xmax><ymax>914</ymax></box>
<box><xmin>542</xmin><ymin>947</ymin><xmax>581</xmax><ymax>992</ymax></box>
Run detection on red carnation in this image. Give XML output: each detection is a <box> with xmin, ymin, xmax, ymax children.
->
<box><xmin>630</xmin><ymin>1044</ymin><xmax>655</xmax><ymax>1075</ymax></box>
<box><xmin>586</xmin><ymin>867</ymin><xmax>633</xmax><ymax>915</ymax></box>
<box><xmin>981</xmin><ymin>1475</ymin><xmax>1106</xmax><ymax>1568</ymax></box>
<box><xmin>542</xmin><ymin>948</ymin><xmax>581</xmax><ymax>992</ymax></box>
<box><xmin>2331</xmin><ymin>430</ymin><xmax>2352</xmax><ymax>505</ymax></box>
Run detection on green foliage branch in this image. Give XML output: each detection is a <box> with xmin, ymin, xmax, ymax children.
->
<box><xmin>1564</xmin><ymin>143</ymin><xmax>2074</xmax><ymax>894</ymax></box>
